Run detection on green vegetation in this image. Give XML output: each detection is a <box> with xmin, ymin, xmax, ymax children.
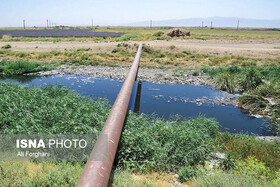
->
<box><xmin>1</xmin><ymin>43</ymin><xmax>279</xmax><ymax>69</ymax></box>
<box><xmin>110</xmin><ymin>44</ymin><xmax>280</xmax><ymax>68</ymax></box>
<box><xmin>1</xmin><ymin>44</ymin><xmax>11</xmax><ymax>49</ymax></box>
<box><xmin>202</xmin><ymin>65</ymin><xmax>280</xmax><ymax>90</ymax></box>
<box><xmin>0</xmin><ymin>161</ymin><xmax>83</xmax><ymax>186</ymax></box>
<box><xmin>0</xmin><ymin>60</ymin><xmax>52</xmax><ymax>76</ymax></box>
<box><xmin>193</xmin><ymin>170</ymin><xmax>280</xmax><ymax>187</ymax></box>
<box><xmin>0</xmin><ymin>83</ymin><xmax>219</xmax><ymax>167</ymax></box>
<box><xmin>0</xmin><ymin>163</ymin><xmax>162</xmax><ymax>186</ymax></box>
<box><xmin>0</xmin><ymin>83</ymin><xmax>109</xmax><ymax>134</ymax></box>
<box><xmin>108</xmin><ymin>170</ymin><xmax>153</xmax><ymax>186</ymax></box>
<box><xmin>152</xmin><ymin>31</ymin><xmax>165</xmax><ymax>37</ymax></box>
<box><xmin>179</xmin><ymin>165</ymin><xmax>200</xmax><ymax>182</ymax></box>
<box><xmin>240</xmin><ymin>68</ymin><xmax>263</xmax><ymax>90</ymax></box>
<box><xmin>0</xmin><ymin>49</ymin><xmax>133</xmax><ymax>67</ymax></box>
<box><xmin>202</xmin><ymin>65</ymin><xmax>280</xmax><ymax>125</ymax></box>
<box><xmin>215</xmin><ymin>133</ymin><xmax>280</xmax><ymax>171</ymax></box>
<box><xmin>117</xmin><ymin>116</ymin><xmax>219</xmax><ymax>171</ymax></box>
<box><xmin>217</xmin><ymin>73</ymin><xmax>235</xmax><ymax>93</ymax></box>
<box><xmin>190</xmin><ymin>134</ymin><xmax>280</xmax><ymax>186</ymax></box>
<box><xmin>1</xmin><ymin>83</ymin><xmax>280</xmax><ymax>186</ymax></box>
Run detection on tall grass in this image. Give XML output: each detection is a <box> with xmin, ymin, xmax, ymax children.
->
<box><xmin>1</xmin><ymin>83</ymin><xmax>280</xmax><ymax>186</ymax></box>
<box><xmin>117</xmin><ymin>115</ymin><xmax>219</xmax><ymax>171</ymax></box>
<box><xmin>0</xmin><ymin>60</ymin><xmax>52</xmax><ymax>76</ymax></box>
<box><xmin>0</xmin><ymin>83</ymin><xmax>109</xmax><ymax>134</ymax></box>
<box><xmin>202</xmin><ymin>65</ymin><xmax>280</xmax><ymax>84</ymax></box>
<box><xmin>202</xmin><ymin>65</ymin><xmax>280</xmax><ymax>125</ymax></box>
<box><xmin>215</xmin><ymin>133</ymin><xmax>280</xmax><ymax>171</ymax></box>
<box><xmin>0</xmin><ymin>83</ymin><xmax>219</xmax><ymax>168</ymax></box>
<box><xmin>240</xmin><ymin>67</ymin><xmax>263</xmax><ymax>90</ymax></box>
<box><xmin>217</xmin><ymin>73</ymin><xmax>235</xmax><ymax>93</ymax></box>
<box><xmin>188</xmin><ymin>134</ymin><xmax>280</xmax><ymax>186</ymax></box>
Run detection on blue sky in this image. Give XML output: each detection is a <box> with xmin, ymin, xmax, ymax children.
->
<box><xmin>0</xmin><ymin>0</ymin><xmax>279</xmax><ymax>27</ymax></box>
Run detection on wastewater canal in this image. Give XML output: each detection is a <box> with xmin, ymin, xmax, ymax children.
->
<box><xmin>1</xmin><ymin>74</ymin><xmax>276</xmax><ymax>136</ymax></box>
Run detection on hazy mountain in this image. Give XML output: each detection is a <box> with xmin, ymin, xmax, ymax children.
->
<box><xmin>125</xmin><ymin>17</ymin><xmax>280</xmax><ymax>28</ymax></box>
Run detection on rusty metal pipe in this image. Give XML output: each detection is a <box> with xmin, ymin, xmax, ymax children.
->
<box><xmin>77</xmin><ymin>44</ymin><xmax>142</xmax><ymax>187</ymax></box>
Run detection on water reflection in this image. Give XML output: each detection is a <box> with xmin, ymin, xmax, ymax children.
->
<box><xmin>134</xmin><ymin>80</ymin><xmax>142</xmax><ymax>114</ymax></box>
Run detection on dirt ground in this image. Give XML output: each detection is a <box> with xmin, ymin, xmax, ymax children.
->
<box><xmin>1</xmin><ymin>39</ymin><xmax>280</xmax><ymax>58</ymax></box>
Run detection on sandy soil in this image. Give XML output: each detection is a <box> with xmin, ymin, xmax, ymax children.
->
<box><xmin>1</xmin><ymin>39</ymin><xmax>280</xmax><ymax>58</ymax></box>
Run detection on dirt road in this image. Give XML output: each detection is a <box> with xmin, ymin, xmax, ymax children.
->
<box><xmin>1</xmin><ymin>39</ymin><xmax>280</xmax><ymax>58</ymax></box>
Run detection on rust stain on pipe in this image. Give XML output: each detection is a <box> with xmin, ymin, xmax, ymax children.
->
<box><xmin>77</xmin><ymin>44</ymin><xmax>142</xmax><ymax>187</ymax></box>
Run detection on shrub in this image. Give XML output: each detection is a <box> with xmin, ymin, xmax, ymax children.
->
<box><xmin>117</xmin><ymin>116</ymin><xmax>219</xmax><ymax>171</ymax></box>
<box><xmin>227</xmin><ymin>65</ymin><xmax>241</xmax><ymax>74</ymax></box>
<box><xmin>234</xmin><ymin>157</ymin><xmax>271</xmax><ymax>178</ymax></box>
<box><xmin>241</xmin><ymin>60</ymin><xmax>257</xmax><ymax>67</ymax></box>
<box><xmin>1</xmin><ymin>44</ymin><xmax>11</xmax><ymax>49</ymax></box>
<box><xmin>192</xmin><ymin>71</ymin><xmax>200</xmax><ymax>76</ymax></box>
<box><xmin>152</xmin><ymin>31</ymin><xmax>164</xmax><ymax>37</ymax></box>
<box><xmin>240</xmin><ymin>68</ymin><xmax>263</xmax><ymax>90</ymax></box>
<box><xmin>120</xmin><ymin>34</ymin><xmax>139</xmax><ymax>41</ymax></box>
<box><xmin>217</xmin><ymin>73</ymin><xmax>235</xmax><ymax>93</ymax></box>
<box><xmin>272</xmin><ymin>170</ymin><xmax>280</xmax><ymax>185</ymax></box>
<box><xmin>175</xmin><ymin>52</ymin><xmax>186</xmax><ymax>58</ymax></box>
<box><xmin>182</xmin><ymin>50</ymin><xmax>192</xmax><ymax>55</ymax></box>
<box><xmin>38</xmin><ymin>52</ymin><xmax>51</xmax><ymax>59</ymax></box>
<box><xmin>2</xmin><ymin>35</ymin><xmax>12</xmax><ymax>41</ymax></box>
<box><xmin>14</xmin><ymin>51</ymin><xmax>28</xmax><ymax>58</ymax></box>
<box><xmin>142</xmin><ymin>44</ymin><xmax>154</xmax><ymax>54</ymax></box>
<box><xmin>50</xmin><ymin>50</ymin><xmax>61</xmax><ymax>56</ymax></box>
<box><xmin>154</xmin><ymin>49</ymin><xmax>165</xmax><ymax>58</ymax></box>
<box><xmin>111</xmin><ymin>47</ymin><xmax>130</xmax><ymax>56</ymax></box>
<box><xmin>142</xmin><ymin>45</ymin><xmax>166</xmax><ymax>58</ymax></box>
<box><xmin>0</xmin><ymin>83</ymin><xmax>109</xmax><ymax>134</ymax></box>
<box><xmin>216</xmin><ymin>133</ymin><xmax>280</xmax><ymax>171</ymax></box>
<box><xmin>170</xmin><ymin>45</ymin><xmax>176</xmax><ymax>50</ymax></box>
<box><xmin>179</xmin><ymin>165</ymin><xmax>200</xmax><ymax>182</ymax></box>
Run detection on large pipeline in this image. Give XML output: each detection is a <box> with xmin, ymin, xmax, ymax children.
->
<box><xmin>77</xmin><ymin>44</ymin><xmax>143</xmax><ymax>187</ymax></box>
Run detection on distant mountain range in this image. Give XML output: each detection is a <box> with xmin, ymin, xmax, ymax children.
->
<box><xmin>125</xmin><ymin>17</ymin><xmax>280</xmax><ymax>28</ymax></box>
